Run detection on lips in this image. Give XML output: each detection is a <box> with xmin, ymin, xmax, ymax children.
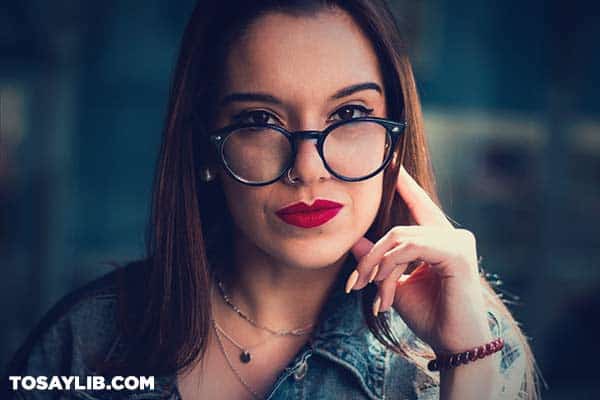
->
<box><xmin>275</xmin><ymin>199</ymin><xmax>344</xmax><ymax>228</ymax></box>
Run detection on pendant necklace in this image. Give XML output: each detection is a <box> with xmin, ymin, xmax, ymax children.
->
<box><xmin>211</xmin><ymin>317</ymin><xmax>263</xmax><ymax>399</ymax></box>
<box><xmin>212</xmin><ymin>318</ymin><xmax>270</xmax><ymax>363</ymax></box>
<box><xmin>213</xmin><ymin>277</ymin><xmax>314</xmax><ymax>363</ymax></box>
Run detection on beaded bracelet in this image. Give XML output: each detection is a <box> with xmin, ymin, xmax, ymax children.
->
<box><xmin>427</xmin><ymin>337</ymin><xmax>504</xmax><ymax>371</ymax></box>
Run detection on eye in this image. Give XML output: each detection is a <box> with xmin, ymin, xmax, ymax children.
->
<box><xmin>329</xmin><ymin>105</ymin><xmax>374</xmax><ymax>122</ymax></box>
<box><xmin>233</xmin><ymin>110</ymin><xmax>280</xmax><ymax>125</ymax></box>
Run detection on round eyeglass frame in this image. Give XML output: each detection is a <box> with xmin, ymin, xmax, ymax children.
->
<box><xmin>206</xmin><ymin>116</ymin><xmax>407</xmax><ymax>186</ymax></box>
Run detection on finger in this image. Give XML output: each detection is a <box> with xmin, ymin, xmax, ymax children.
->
<box><xmin>397</xmin><ymin>165</ymin><xmax>453</xmax><ymax>228</ymax></box>
<box><xmin>374</xmin><ymin>264</ymin><xmax>407</xmax><ymax>315</ymax></box>
<box><xmin>373</xmin><ymin>236</ymin><xmax>447</xmax><ymax>280</ymax></box>
<box><xmin>375</xmin><ymin>240</ymin><xmax>450</xmax><ymax>291</ymax></box>
<box><xmin>345</xmin><ymin>237</ymin><xmax>375</xmax><ymax>294</ymax></box>
<box><xmin>351</xmin><ymin>226</ymin><xmax>422</xmax><ymax>290</ymax></box>
<box><xmin>375</xmin><ymin>243</ymin><xmax>422</xmax><ymax>282</ymax></box>
<box><xmin>350</xmin><ymin>236</ymin><xmax>374</xmax><ymax>261</ymax></box>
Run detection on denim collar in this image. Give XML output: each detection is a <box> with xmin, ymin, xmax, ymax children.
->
<box><xmin>306</xmin><ymin>255</ymin><xmax>388</xmax><ymax>400</ymax></box>
<box><xmin>77</xmin><ymin>256</ymin><xmax>392</xmax><ymax>400</ymax></box>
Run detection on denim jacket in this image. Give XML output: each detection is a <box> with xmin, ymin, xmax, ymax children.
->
<box><xmin>3</xmin><ymin>258</ymin><xmax>526</xmax><ymax>400</ymax></box>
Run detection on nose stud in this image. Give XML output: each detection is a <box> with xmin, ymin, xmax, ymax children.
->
<box><xmin>286</xmin><ymin>168</ymin><xmax>299</xmax><ymax>184</ymax></box>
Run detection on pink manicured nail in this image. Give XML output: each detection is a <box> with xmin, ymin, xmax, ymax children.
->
<box><xmin>372</xmin><ymin>295</ymin><xmax>381</xmax><ymax>316</ymax></box>
<box><xmin>368</xmin><ymin>265</ymin><xmax>379</xmax><ymax>283</ymax></box>
<box><xmin>345</xmin><ymin>270</ymin><xmax>359</xmax><ymax>294</ymax></box>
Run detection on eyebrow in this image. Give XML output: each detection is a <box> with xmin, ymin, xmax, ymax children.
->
<box><xmin>219</xmin><ymin>92</ymin><xmax>282</xmax><ymax>107</ymax></box>
<box><xmin>331</xmin><ymin>82</ymin><xmax>383</xmax><ymax>99</ymax></box>
<box><xmin>218</xmin><ymin>82</ymin><xmax>383</xmax><ymax>107</ymax></box>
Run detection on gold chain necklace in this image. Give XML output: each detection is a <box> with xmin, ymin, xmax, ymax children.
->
<box><xmin>212</xmin><ymin>278</ymin><xmax>314</xmax><ymax>363</ymax></box>
<box><xmin>216</xmin><ymin>278</ymin><xmax>315</xmax><ymax>336</ymax></box>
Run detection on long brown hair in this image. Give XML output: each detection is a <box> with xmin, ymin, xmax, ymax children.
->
<box><xmin>107</xmin><ymin>1</ymin><xmax>541</xmax><ymax>398</ymax></box>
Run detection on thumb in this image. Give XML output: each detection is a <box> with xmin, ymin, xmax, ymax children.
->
<box><xmin>350</xmin><ymin>236</ymin><xmax>374</xmax><ymax>262</ymax></box>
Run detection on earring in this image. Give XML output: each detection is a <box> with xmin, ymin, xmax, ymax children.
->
<box><xmin>199</xmin><ymin>166</ymin><xmax>216</xmax><ymax>183</ymax></box>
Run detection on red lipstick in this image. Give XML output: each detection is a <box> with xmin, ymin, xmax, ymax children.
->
<box><xmin>275</xmin><ymin>199</ymin><xmax>343</xmax><ymax>228</ymax></box>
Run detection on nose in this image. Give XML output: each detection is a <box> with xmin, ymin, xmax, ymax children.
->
<box><xmin>286</xmin><ymin>133</ymin><xmax>331</xmax><ymax>185</ymax></box>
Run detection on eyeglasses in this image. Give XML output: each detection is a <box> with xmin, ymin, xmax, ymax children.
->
<box><xmin>206</xmin><ymin>116</ymin><xmax>407</xmax><ymax>186</ymax></box>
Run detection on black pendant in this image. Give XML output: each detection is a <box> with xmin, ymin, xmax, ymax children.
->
<box><xmin>240</xmin><ymin>350</ymin><xmax>251</xmax><ymax>363</ymax></box>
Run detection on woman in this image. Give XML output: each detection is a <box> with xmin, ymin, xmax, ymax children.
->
<box><xmin>5</xmin><ymin>0</ymin><xmax>542</xmax><ymax>399</ymax></box>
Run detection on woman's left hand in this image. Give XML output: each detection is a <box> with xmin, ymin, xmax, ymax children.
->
<box><xmin>346</xmin><ymin>165</ymin><xmax>493</xmax><ymax>354</ymax></box>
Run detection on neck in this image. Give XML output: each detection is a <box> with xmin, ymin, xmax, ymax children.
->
<box><xmin>213</xmin><ymin>233</ymin><xmax>350</xmax><ymax>335</ymax></box>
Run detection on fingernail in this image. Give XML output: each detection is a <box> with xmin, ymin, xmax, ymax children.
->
<box><xmin>345</xmin><ymin>270</ymin><xmax>359</xmax><ymax>294</ymax></box>
<box><xmin>368</xmin><ymin>264</ymin><xmax>379</xmax><ymax>283</ymax></box>
<box><xmin>372</xmin><ymin>295</ymin><xmax>381</xmax><ymax>316</ymax></box>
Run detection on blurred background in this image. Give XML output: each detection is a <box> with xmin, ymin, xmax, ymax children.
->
<box><xmin>1</xmin><ymin>1</ymin><xmax>598</xmax><ymax>398</ymax></box>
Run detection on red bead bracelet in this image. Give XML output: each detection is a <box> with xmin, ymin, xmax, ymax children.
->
<box><xmin>427</xmin><ymin>337</ymin><xmax>504</xmax><ymax>371</ymax></box>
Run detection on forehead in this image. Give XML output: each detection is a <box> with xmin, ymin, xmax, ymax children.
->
<box><xmin>223</xmin><ymin>9</ymin><xmax>383</xmax><ymax>98</ymax></box>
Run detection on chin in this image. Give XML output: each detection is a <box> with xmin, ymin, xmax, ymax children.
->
<box><xmin>270</xmin><ymin>239</ymin><xmax>351</xmax><ymax>271</ymax></box>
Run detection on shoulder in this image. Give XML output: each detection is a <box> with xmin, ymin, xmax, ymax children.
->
<box><xmin>3</xmin><ymin>260</ymin><xmax>148</xmax><ymax>381</ymax></box>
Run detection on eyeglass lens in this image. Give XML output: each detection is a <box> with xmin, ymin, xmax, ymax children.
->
<box><xmin>222</xmin><ymin>121</ymin><xmax>391</xmax><ymax>182</ymax></box>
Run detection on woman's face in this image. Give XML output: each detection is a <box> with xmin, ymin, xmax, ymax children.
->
<box><xmin>213</xmin><ymin>8</ymin><xmax>388</xmax><ymax>270</ymax></box>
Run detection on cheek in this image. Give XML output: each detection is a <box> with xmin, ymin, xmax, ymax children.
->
<box><xmin>349</xmin><ymin>176</ymin><xmax>384</xmax><ymax>225</ymax></box>
<box><xmin>219</xmin><ymin>174</ymin><xmax>270</xmax><ymax>231</ymax></box>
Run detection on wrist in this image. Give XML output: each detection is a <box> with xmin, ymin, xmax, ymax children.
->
<box><xmin>432</xmin><ymin>329</ymin><xmax>494</xmax><ymax>356</ymax></box>
<box><xmin>431</xmin><ymin>307</ymin><xmax>495</xmax><ymax>355</ymax></box>
<box><xmin>429</xmin><ymin>337</ymin><xmax>503</xmax><ymax>372</ymax></box>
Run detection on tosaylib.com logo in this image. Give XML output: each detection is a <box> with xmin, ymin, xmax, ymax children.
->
<box><xmin>8</xmin><ymin>375</ymin><xmax>155</xmax><ymax>391</ymax></box>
